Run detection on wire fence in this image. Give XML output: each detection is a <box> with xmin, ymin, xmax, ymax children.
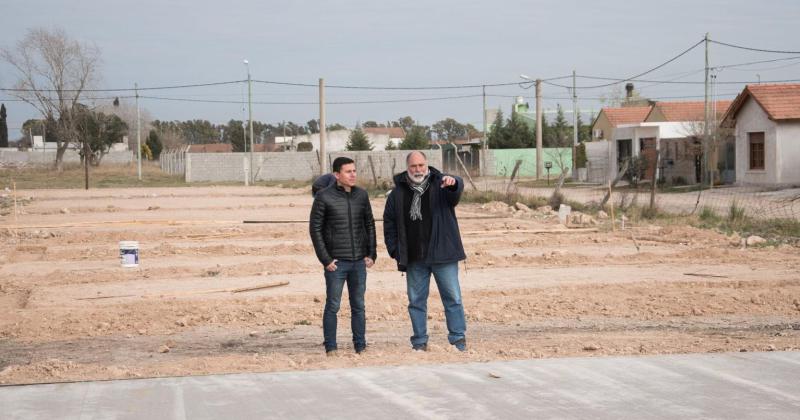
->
<box><xmin>473</xmin><ymin>176</ymin><xmax>800</xmax><ymax>223</ymax></box>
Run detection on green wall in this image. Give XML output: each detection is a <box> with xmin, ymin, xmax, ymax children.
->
<box><xmin>491</xmin><ymin>148</ymin><xmax>572</xmax><ymax>177</ymax></box>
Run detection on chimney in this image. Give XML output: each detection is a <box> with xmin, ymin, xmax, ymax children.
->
<box><xmin>625</xmin><ymin>83</ymin><xmax>634</xmax><ymax>100</ymax></box>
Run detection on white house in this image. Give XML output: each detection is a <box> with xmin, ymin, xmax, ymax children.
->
<box><xmin>721</xmin><ymin>83</ymin><xmax>800</xmax><ymax>186</ymax></box>
<box><xmin>603</xmin><ymin>100</ymin><xmax>732</xmax><ymax>185</ymax></box>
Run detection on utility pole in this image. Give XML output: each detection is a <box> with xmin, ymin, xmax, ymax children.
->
<box><xmin>247</xmin><ymin>62</ymin><xmax>254</xmax><ymax>184</ymax></box>
<box><xmin>572</xmin><ymin>70</ymin><xmax>578</xmax><ymax>178</ymax></box>
<box><xmin>482</xmin><ymin>84</ymin><xmax>487</xmax><ymax>177</ymax></box>
<box><xmin>136</xmin><ymin>82</ymin><xmax>141</xmax><ymax>181</ymax></box>
<box><xmin>536</xmin><ymin>79</ymin><xmax>543</xmax><ymax>180</ymax></box>
<box><xmin>319</xmin><ymin>78</ymin><xmax>327</xmax><ymax>175</ymax></box>
<box><xmin>703</xmin><ymin>32</ymin><xmax>710</xmax><ymax>188</ymax></box>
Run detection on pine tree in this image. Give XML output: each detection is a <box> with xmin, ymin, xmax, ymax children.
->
<box><xmin>487</xmin><ymin>110</ymin><xmax>505</xmax><ymax>148</ymax></box>
<box><xmin>0</xmin><ymin>104</ymin><xmax>8</xmax><ymax>147</ymax></box>
<box><xmin>549</xmin><ymin>105</ymin><xmax>571</xmax><ymax>147</ymax></box>
<box><xmin>146</xmin><ymin>129</ymin><xmax>163</xmax><ymax>159</ymax></box>
<box><xmin>399</xmin><ymin>126</ymin><xmax>429</xmax><ymax>150</ymax></box>
<box><xmin>346</xmin><ymin>128</ymin><xmax>373</xmax><ymax>151</ymax></box>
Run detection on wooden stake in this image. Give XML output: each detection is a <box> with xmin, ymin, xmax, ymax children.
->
<box><xmin>609</xmin><ymin>180</ymin><xmax>616</xmax><ymax>232</ymax></box>
<box><xmin>368</xmin><ymin>155</ymin><xmax>379</xmax><ymax>186</ymax></box>
<box><xmin>13</xmin><ymin>180</ymin><xmax>18</xmax><ymax>223</ymax></box>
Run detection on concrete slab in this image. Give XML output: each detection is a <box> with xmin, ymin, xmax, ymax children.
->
<box><xmin>2</xmin><ymin>352</ymin><xmax>800</xmax><ymax>419</ymax></box>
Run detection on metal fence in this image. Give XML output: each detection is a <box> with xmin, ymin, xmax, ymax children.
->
<box><xmin>159</xmin><ymin>146</ymin><xmax>189</xmax><ymax>176</ymax></box>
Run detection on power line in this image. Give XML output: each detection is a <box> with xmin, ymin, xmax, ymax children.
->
<box><xmin>710</xmin><ymin>39</ymin><xmax>800</xmax><ymax>54</ymax></box>
<box><xmin>714</xmin><ymin>55</ymin><xmax>800</xmax><ymax>70</ymax></box>
<box><xmin>572</xmin><ymin>75</ymin><xmax>800</xmax><ymax>85</ymax></box>
<box><xmin>253</xmin><ymin>78</ymin><xmax>571</xmax><ymax>90</ymax></box>
<box><xmin>0</xmin><ymin>80</ymin><xmax>244</xmax><ymax>93</ymax></box>
<box><xmin>544</xmin><ymin>39</ymin><xmax>705</xmax><ymax>89</ymax></box>
<box><xmin>139</xmin><ymin>94</ymin><xmax>484</xmax><ymax>105</ymax></box>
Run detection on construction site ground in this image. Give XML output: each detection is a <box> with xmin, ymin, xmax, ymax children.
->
<box><xmin>1</xmin><ymin>185</ymin><xmax>799</xmax><ymax>385</ymax></box>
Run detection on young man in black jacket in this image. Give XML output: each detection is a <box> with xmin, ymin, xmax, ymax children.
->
<box><xmin>383</xmin><ymin>151</ymin><xmax>468</xmax><ymax>352</ymax></box>
<box><xmin>309</xmin><ymin>157</ymin><xmax>376</xmax><ymax>356</ymax></box>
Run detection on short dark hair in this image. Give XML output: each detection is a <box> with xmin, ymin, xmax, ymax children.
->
<box><xmin>332</xmin><ymin>156</ymin><xmax>355</xmax><ymax>173</ymax></box>
<box><xmin>406</xmin><ymin>151</ymin><xmax>426</xmax><ymax>164</ymax></box>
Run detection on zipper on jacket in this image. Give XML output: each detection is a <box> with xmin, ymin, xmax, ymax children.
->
<box><xmin>347</xmin><ymin>191</ymin><xmax>356</xmax><ymax>259</ymax></box>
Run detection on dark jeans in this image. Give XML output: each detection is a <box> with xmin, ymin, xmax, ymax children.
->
<box><xmin>323</xmin><ymin>259</ymin><xmax>367</xmax><ymax>351</ymax></box>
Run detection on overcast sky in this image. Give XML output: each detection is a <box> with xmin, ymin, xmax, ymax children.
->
<box><xmin>2</xmin><ymin>0</ymin><xmax>799</xmax><ymax>135</ymax></box>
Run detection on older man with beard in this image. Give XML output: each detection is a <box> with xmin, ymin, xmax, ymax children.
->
<box><xmin>383</xmin><ymin>151</ymin><xmax>468</xmax><ymax>352</ymax></box>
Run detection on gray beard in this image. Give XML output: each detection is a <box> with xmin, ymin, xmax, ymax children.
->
<box><xmin>408</xmin><ymin>169</ymin><xmax>429</xmax><ymax>185</ymax></box>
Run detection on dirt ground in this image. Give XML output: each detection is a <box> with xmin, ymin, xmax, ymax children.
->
<box><xmin>1</xmin><ymin>185</ymin><xmax>799</xmax><ymax>385</ymax></box>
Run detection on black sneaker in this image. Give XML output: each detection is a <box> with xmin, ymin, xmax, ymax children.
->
<box><xmin>355</xmin><ymin>346</ymin><xmax>367</xmax><ymax>354</ymax></box>
<box><xmin>453</xmin><ymin>339</ymin><xmax>467</xmax><ymax>352</ymax></box>
<box><xmin>412</xmin><ymin>343</ymin><xmax>428</xmax><ymax>352</ymax></box>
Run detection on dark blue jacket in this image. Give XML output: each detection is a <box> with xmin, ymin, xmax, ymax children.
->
<box><xmin>383</xmin><ymin>167</ymin><xmax>466</xmax><ymax>271</ymax></box>
<box><xmin>311</xmin><ymin>173</ymin><xmax>337</xmax><ymax>198</ymax></box>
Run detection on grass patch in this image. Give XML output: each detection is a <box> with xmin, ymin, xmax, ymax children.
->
<box><xmin>693</xmin><ymin>205</ymin><xmax>800</xmax><ymax>244</ymax></box>
<box><xmin>461</xmin><ymin>190</ymin><xmax>548</xmax><ymax>209</ymax></box>
<box><xmin>516</xmin><ymin>179</ymin><xmax>579</xmax><ymax>188</ymax></box>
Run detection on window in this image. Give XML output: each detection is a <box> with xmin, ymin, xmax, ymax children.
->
<box><xmin>748</xmin><ymin>132</ymin><xmax>765</xmax><ymax>170</ymax></box>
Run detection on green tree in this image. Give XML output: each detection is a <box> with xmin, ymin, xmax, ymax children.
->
<box><xmin>487</xmin><ymin>110</ymin><xmax>505</xmax><ymax>148</ymax></box>
<box><xmin>578</xmin><ymin>112</ymin><xmax>593</xmax><ymax>143</ymax></box>
<box><xmin>306</xmin><ymin>119</ymin><xmax>319</xmax><ymax>134</ymax></box>
<box><xmin>181</xmin><ymin>120</ymin><xmax>220</xmax><ymax>144</ymax></box>
<box><xmin>549</xmin><ymin>105</ymin><xmax>571</xmax><ymax>147</ymax></box>
<box><xmin>297</xmin><ymin>141</ymin><xmax>313</xmax><ymax>152</ymax></box>
<box><xmin>431</xmin><ymin>118</ymin><xmax>466</xmax><ymax>142</ymax></box>
<box><xmin>396</xmin><ymin>116</ymin><xmax>415</xmax><ymax>133</ymax></box>
<box><xmin>400</xmin><ymin>126</ymin><xmax>429</xmax><ymax>150</ymax></box>
<box><xmin>0</xmin><ymin>104</ymin><xmax>8</xmax><ymax>147</ymax></box>
<box><xmin>362</xmin><ymin>121</ymin><xmax>382</xmax><ymax>128</ymax></box>
<box><xmin>223</xmin><ymin>119</ymin><xmax>246</xmax><ymax>152</ymax></box>
<box><xmin>75</xmin><ymin>107</ymin><xmax>128</xmax><ymax>165</ymax></box>
<box><xmin>504</xmin><ymin>112</ymin><xmax>534</xmax><ymax>148</ymax></box>
<box><xmin>385</xmin><ymin>140</ymin><xmax>398</xmax><ymax>150</ymax></box>
<box><xmin>327</xmin><ymin>123</ymin><xmax>347</xmax><ymax>131</ymax></box>
<box><xmin>346</xmin><ymin>127</ymin><xmax>373</xmax><ymax>151</ymax></box>
<box><xmin>146</xmin><ymin>129</ymin><xmax>163</xmax><ymax>159</ymax></box>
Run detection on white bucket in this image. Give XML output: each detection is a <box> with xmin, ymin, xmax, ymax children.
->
<box><xmin>119</xmin><ymin>241</ymin><xmax>139</xmax><ymax>267</ymax></box>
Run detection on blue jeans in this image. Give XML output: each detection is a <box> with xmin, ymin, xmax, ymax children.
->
<box><xmin>406</xmin><ymin>261</ymin><xmax>466</xmax><ymax>346</ymax></box>
<box><xmin>323</xmin><ymin>259</ymin><xmax>367</xmax><ymax>351</ymax></box>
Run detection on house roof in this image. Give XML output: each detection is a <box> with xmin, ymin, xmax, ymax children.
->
<box><xmin>647</xmin><ymin>100</ymin><xmax>732</xmax><ymax>122</ymax></box>
<box><xmin>722</xmin><ymin>83</ymin><xmax>800</xmax><ymax>124</ymax></box>
<box><xmin>598</xmin><ymin>106</ymin><xmax>652</xmax><ymax>127</ymax></box>
<box><xmin>363</xmin><ymin>127</ymin><xmax>406</xmax><ymax>138</ymax></box>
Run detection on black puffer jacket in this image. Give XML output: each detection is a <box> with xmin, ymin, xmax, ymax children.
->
<box><xmin>309</xmin><ymin>184</ymin><xmax>377</xmax><ymax>266</ymax></box>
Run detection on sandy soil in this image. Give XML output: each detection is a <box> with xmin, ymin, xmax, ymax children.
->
<box><xmin>1</xmin><ymin>186</ymin><xmax>798</xmax><ymax>385</ymax></box>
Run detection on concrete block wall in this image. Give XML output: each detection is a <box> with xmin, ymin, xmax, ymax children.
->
<box><xmin>0</xmin><ymin>149</ymin><xmax>133</xmax><ymax>164</ymax></box>
<box><xmin>184</xmin><ymin>150</ymin><xmax>441</xmax><ymax>183</ymax></box>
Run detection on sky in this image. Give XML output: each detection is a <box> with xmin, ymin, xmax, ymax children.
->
<box><xmin>2</xmin><ymin>0</ymin><xmax>800</xmax><ymax>136</ymax></box>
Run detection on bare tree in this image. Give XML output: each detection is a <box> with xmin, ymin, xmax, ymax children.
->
<box><xmin>680</xmin><ymin>120</ymin><xmax>734</xmax><ymax>185</ymax></box>
<box><xmin>1</xmin><ymin>27</ymin><xmax>101</xmax><ymax>170</ymax></box>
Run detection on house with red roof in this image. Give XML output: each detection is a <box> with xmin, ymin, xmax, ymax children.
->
<box><xmin>722</xmin><ymin>84</ymin><xmax>800</xmax><ymax>185</ymax></box>
<box><xmin>592</xmin><ymin>100</ymin><xmax>733</xmax><ymax>185</ymax></box>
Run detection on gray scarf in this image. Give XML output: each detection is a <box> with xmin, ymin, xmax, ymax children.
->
<box><xmin>407</xmin><ymin>172</ymin><xmax>430</xmax><ymax>221</ymax></box>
